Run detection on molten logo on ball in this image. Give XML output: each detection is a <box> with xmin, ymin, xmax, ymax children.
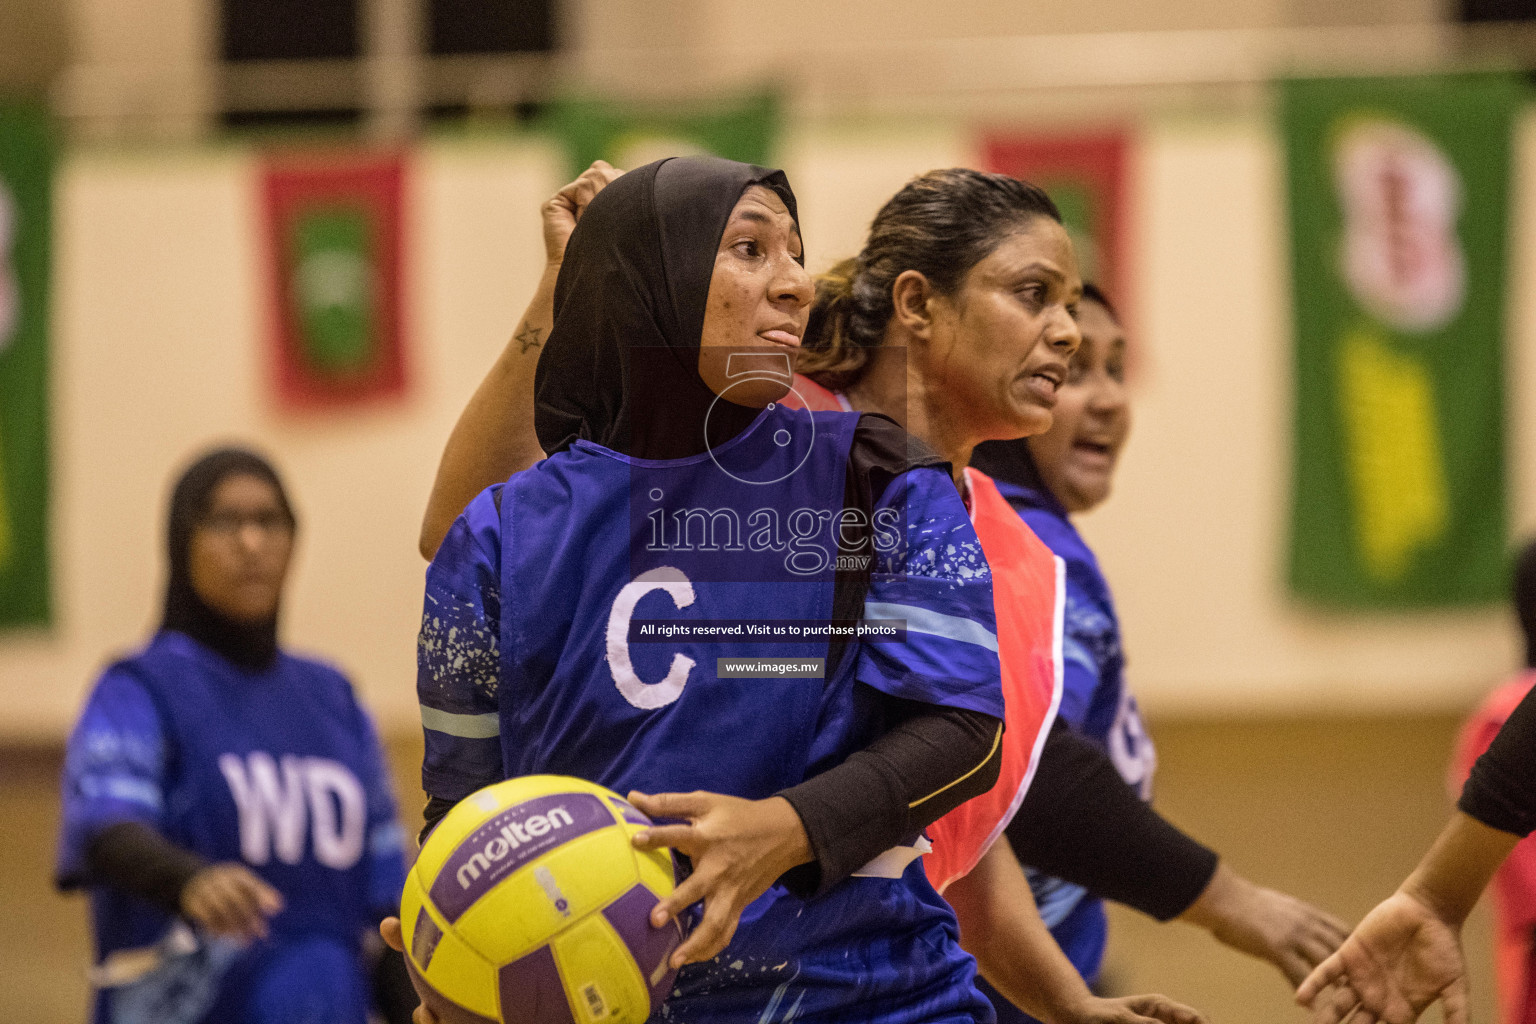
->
<box><xmin>431</xmin><ymin>793</ymin><xmax>612</xmax><ymax>922</ymax></box>
<box><xmin>402</xmin><ymin>776</ymin><xmax>683</xmax><ymax>1023</ymax></box>
<box><xmin>456</xmin><ymin>805</ymin><xmax>576</xmax><ymax>887</ymax></box>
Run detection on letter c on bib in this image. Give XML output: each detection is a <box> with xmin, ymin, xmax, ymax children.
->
<box><xmin>606</xmin><ymin>566</ymin><xmax>697</xmax><ymax>709</ymax></box>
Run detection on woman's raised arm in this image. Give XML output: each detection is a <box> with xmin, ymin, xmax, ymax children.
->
<box><xmin>418</xmin><ymin>160</ymin><xmax>622</xmax><ymax>559</ymax></box>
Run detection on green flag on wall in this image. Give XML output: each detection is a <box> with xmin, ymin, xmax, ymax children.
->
<box><xmin>1283</xmin><ymin>75</ymin><xmax>1522</xmax><ymax>607</ymax></box>
<box><xmin>0</xmin><ymin>105</ymin><xmax>51</xmax><ymax>627</ymax></box>
<box><xmin>536</xmin><ymin>93</ymin><xmax>779</xmax><ymax>179</ymax></box>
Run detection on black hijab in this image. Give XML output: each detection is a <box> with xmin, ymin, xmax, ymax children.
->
<box><xmin>161</xmin><ymin>447</ymin><xmax>295</xmax><ymax>671</ymax></box>
<box><xmin>533</xmin><ymin>156</ymin><xmax>800</xmax><ymax>460</ymax></box>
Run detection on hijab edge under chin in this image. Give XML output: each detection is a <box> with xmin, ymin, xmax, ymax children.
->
<box><xmin>969</xmin><ymin>436</ymin><xmax>1068</xmax><ymax>517</ymax></box>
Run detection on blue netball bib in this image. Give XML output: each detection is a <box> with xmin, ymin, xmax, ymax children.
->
<box><xmin>419</xmin><ymin>403</ymin><xmax>1003</xmax><ymax>1024</ymax></box>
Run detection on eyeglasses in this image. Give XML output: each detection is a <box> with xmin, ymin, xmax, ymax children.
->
<box><xmin>199</xmin><ymin>509</ymin><xmax>293</xmax><ymax>537</ymax></box>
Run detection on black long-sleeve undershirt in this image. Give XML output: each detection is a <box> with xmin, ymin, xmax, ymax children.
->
<box><xmin>423</xmin><ymin>702</ymin><xmax>1004</xmax><ymax>900</ymax></box>
<box><xmin>420</xmin><ymin>715</ymin><xmax>1226</xmax><ymax>922</ymax></box>
<box><xmin>1460</xmin><ymin>681</ymin><xmax>1536</xmax><ymax>837</ymax></box>
<box><xmin>81</xmin><ymin>820</ymin><xmax>207</xmax><ymax>915</ymax></box>
<box><xmin>1007</xmin><ymin>718</ymin><xmax>1219</xmax><ymax>922</ymax></box>
<box><xmin>777</xmin><ymin>702</ymin><xmax>1002</xmax><ymax>898</ymax></box>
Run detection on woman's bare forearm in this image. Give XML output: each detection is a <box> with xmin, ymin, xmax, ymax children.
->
<box><xmin>946</xmin><ymin>841</ymin><xmax>1098</xmax><ymax>1020</ymax></box>
<box><xmin>418</xmin><ymin>263</ymin><xmax>557</xmax><ymax>559</ymax></box>
<box><xmin>1402</xmin><ymin>811</ymin><xmax>1520</xmax><ymax>927</ymax></box>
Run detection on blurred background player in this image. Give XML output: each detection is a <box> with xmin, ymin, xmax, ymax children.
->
<box><xmin>55</xmin><ymin>447</ymin><xmax>413</xmax><ymax>1024</ymax></box>
<box><xmin>1449</xmin><ymin>537</ymin><xmax>1536</xmax><ymax>1024</ymax></box>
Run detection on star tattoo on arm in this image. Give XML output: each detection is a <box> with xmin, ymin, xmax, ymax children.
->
<box><xmin>514</xmin><ymin>323</ymin><xmax>543</xmax><ymax>354</ymax></box>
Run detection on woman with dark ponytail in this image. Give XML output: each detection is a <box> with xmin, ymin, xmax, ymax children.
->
<box><xmin>794</xmin><ymin>174</ymin><xmax>1347</xmax><ymax>1024</ymax></box>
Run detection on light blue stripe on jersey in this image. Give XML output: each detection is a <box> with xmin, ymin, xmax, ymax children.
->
<box><xmin>420</xmin><ymin>705</ymin><xmax>500</xmax><ymax>739</ymax></box>
<box><xmin>1029</xmin><ymin>870</ymin><xmax>1089</xmax><ymax>929</ymax></box>
<box><xmin>78</xmin><ymin>774</ymin><xmax>163</xmax><ymax>810</ymax></box>
<box><xmin>865</xmin><ymin>601</ymin><xmax>1000</xmax><ymax>652</ymax></box>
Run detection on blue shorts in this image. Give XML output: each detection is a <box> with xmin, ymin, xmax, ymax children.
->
<box><xmin>656</xmin><ymin>915</ymin><xmax>995</xmax><ymax>1024</ymax></box>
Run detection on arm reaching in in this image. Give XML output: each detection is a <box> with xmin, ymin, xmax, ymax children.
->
<box><xmin>1297</xmin><ymin>812</ymin><xmax>1519</xmax><ymax>1024</ymax></box>
<box><xmin>946</xmin><ymin>841</ymin><xmax>1206</xmax><ymax>1024</ymax></box>
<box><xmin>1179</xmin><ymin>862</ymin><xmax>1350</xmax><ymax>988</ymax></box>
<box><xmin>419</xmin><ymin>160</ymin><xmax>623</xmax><ymax>558</ymax></box>
<box><xmin>628</xmin><ymin>700</ymin><xmax>1005</xmax><ymax>968</ymax></box>
<box><xmin>1299</xmin><ymin>683</ymin><xmax>1536</xmax><ymax>1023</ymax></box>
<box><xmin>1009</xmin><ymin>719</ymin><xmax>1346</xmax><ymax>986</ymax></box>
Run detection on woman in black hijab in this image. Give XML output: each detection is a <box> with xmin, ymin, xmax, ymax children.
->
<box><xmin>531</xmin><ymin>156</ymin><xmax>794</xmax><ymax>459</ymax></box>
<box><xmin>57</xmin><ymin>447</ymin><xmax>413</xmax><ymax>1024</ymax></box>
<box><xmin>160</xmin><ymin>448</ymin><xmax>294</xmax><ymax>670</ymax></box>
<box><xmin>394</xmin><ymin>156</ymin><xmax>1013</xmax><ymax>1023</ymax></box>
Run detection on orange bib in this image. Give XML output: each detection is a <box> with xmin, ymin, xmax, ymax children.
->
<box><xmin>923</xmin><ymin>468</ymin><xmax>1063</xmax><ymax>892</ymax></box>
<box><xmin>781</xmin><ymin>377</ymin><xmax>1064</xmax><ymax>891</ymax></box>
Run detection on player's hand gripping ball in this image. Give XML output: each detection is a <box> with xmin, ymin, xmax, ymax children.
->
<box><xmin>400</xmin><ymin>775</ymin><xmax>684</xmax><ymax>1024</ymax></box>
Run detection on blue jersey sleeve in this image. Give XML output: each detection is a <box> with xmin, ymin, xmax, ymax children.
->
<box><xmin>56</xmin><ymin>667</ymin><xmax>169</xmax><ymax>887</ymax></box>
<box><xmin>856</xmin><ymin>466</ymin><xmax>1004</xmax><ymax>717</ymax></box>
<box><xmin>418</xmin><ymin>485</ymin><xmax>505</xmax><ymax>802</ymax></box>
<box><xmin>1057</xmin><ymin>624</ymin><xmax>1100</xmax><ymax>731</ymax></box>
<box><xmin>1057</xmin><ymin>571</ymin><xmax>1120</xmax><ymax>736</ymax></box>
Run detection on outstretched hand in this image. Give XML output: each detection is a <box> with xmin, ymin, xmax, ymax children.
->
<box><xmin>541</xmin><ymin>160</ymin><xmax>623</xmax><ymax>265</ymax></box>
<box><xmin>180</xmin><ymin>862</ymin><xmax>284</xmax><ymax>943</ymax></box>
<box><xmin>1068</xmin><ymin>993</ymin><xmax>1208</xmax><ymax>1024</ymax></box>
<box><xmin>1183</xmin><ymin>863</ymin><xmax>1350</xmax><ymax>987</ymax></box>
<box><xmin>1296</xmin><ymin>890</ymin><xmax>1469</xmax><ymax>1024</ymax></box>
<box><xmin>628</xmin><ymin>790</ymin><xmax>812</xmax><ymax>969</ymax></box>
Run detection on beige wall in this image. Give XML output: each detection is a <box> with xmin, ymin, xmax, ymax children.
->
<box><xmin>0</xmin><ymin>138</ymin><xmax>564</xmax><ymax>740</ymax></box>
<box><xmin>1</xmin><ymin>110</ymin><xmax>1531</xmax><ymax>740</ymax></box>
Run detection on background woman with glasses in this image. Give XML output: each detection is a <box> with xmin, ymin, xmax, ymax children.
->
<box><xmin>55</xmin><ymin>446</ymin><xmax>414</xmax><ymax>1024</ymax></box>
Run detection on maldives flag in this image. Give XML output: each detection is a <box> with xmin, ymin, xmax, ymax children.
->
<box><xmin>983</xmin><ymin>132</ymin><xmax>1131</xmax><ymax>328</ymax></box>
<box><xmin>259</xmin><ymin>152</ymin><xmax>408</xmax><ymax>409</ymax></box>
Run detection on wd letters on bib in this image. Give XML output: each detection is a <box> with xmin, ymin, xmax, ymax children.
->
<box><xmin>58</xmin><ymin>632</ymin><xmax>407</xmax><ymax>1024</ymax></box>
<box><xmin>56</xmin><ymin>450</ymin><xmax>407</xmax><ymax>1024</ymax></box>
